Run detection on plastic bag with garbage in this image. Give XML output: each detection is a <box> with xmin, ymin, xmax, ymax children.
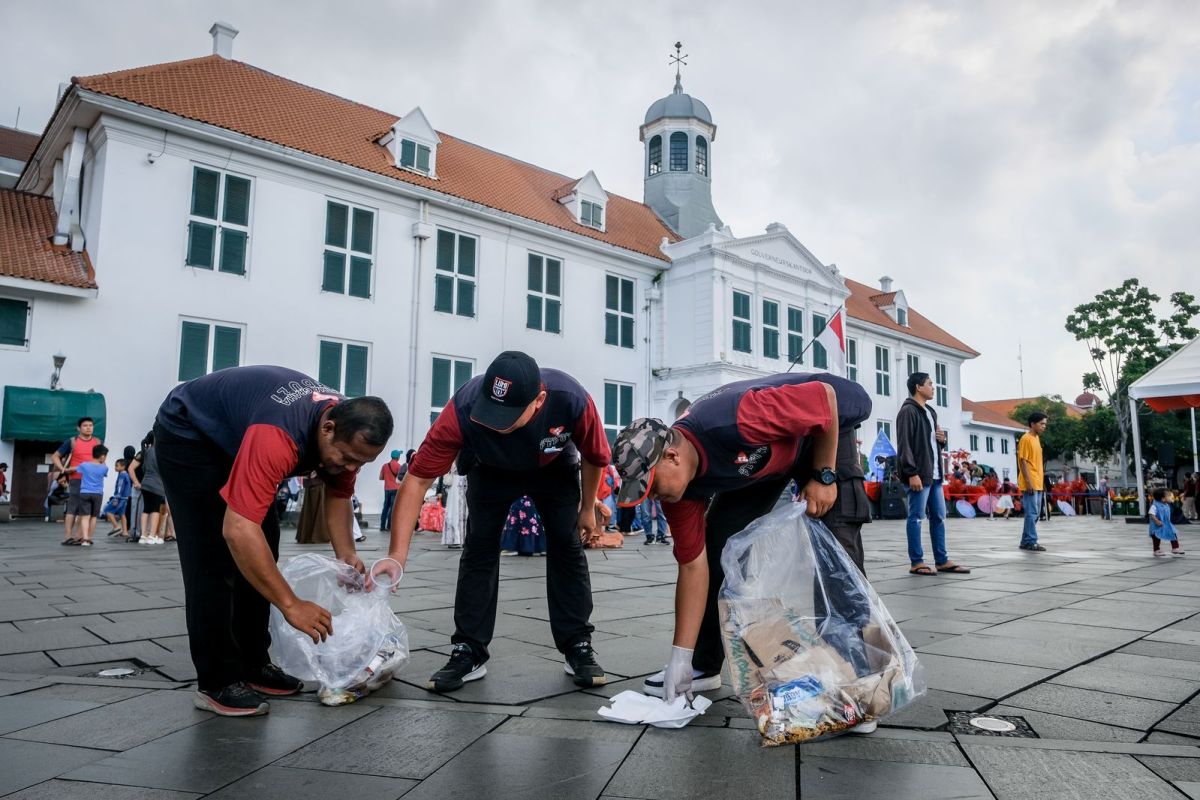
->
<box><xmin>719</xmin><ymin>503</ymin><xmax>925</xmax><ymax>745</ymax></box>
<box><xmin>269</xmin><ymin>554</ymin><xmax>409</xmax><ymax>706</ymax></box>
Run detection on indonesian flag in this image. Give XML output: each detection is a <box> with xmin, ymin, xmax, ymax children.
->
<box><xmin>817</xmin><ymin>307</ymin><xmax>847</xmax><ymax>377</ymax></box>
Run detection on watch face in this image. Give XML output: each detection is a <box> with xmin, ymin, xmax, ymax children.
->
<box><xmin>820</xmin><ymin>468</ymin><xmax>837</xmax><ymax>485</ymax></box>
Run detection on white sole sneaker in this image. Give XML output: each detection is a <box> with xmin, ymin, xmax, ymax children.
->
<box><xmin>849</xmin><ymin>720</ymin><xmax>877</xmax><ymax>734</ymax></box>
<box><xmin>642</xmin><ymin>669</ymin><xmax>722</xmax><ymax>697</ymax></box>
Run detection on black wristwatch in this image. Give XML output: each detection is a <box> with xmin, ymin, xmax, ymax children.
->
<box><xmin>817</xmin><ymin>467</ymin><xmax>837</xmax><ymax>486</ymax></box>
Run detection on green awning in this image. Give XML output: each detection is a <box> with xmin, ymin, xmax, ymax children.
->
<box><xmin>1</xmin><ymin>387</ymin><xmax>106</xmax><ymax>442</ymax></box>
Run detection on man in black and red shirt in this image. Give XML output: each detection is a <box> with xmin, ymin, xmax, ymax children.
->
<box><xmin>614</xmin><ymin>373</ymin><xmax>872</xmax><ymax>708</ymax></box>
<box><xmin>154</xmin><ymin>366</ymin><xmax>393</xmax><ymax>717</ymax></box>
<box><xmin>378</xmin><ymin>351</ymin><xmax>611</xmax><ymax>692</ymax></box>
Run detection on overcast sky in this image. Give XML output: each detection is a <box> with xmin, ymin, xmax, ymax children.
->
<box><xmin>4</xmin><ymin>0</ymin><xmax>1196</xmax><ymax>402</ymax></box>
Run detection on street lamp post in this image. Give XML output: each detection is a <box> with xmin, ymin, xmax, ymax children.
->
<box><xmin>50</xmin><ymin>353</ymin><xmax>67</xmax><ymax>390</ymax></box>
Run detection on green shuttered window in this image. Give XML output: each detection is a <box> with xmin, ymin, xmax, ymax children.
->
<box><xmin>0</xmin><ymin>297</ymin><xmax>31</xmax><ymax>347</ymax></box>
<box><xmin>732</xmin><ymin>291</ymin><xmax>751</xmax><ymax>354</ymax></box>
<box><xmin>399</xmin><ymin>139</ymin><xmax>432</xmax><ymax>174</ymax></box>
<box><xmin>186</xmin><ymin>167</ymin><xmax>251</xmax><ymax>275</ymax></box>
<box><xmin>527</xmin><ymin>253</ymin><xmax>563</xmax><ymax>334</ymax></box>
<box><xmin>935</xmin><ymin>362</ymin><xmax>948</xmax><ymax>407</ymax></box>
<box><xmin>178</xmin><ymin>320</ymin><xmax>242</xmax><ymax>381</ymax></box>
<box><xmin>762</xmin><ymin>299</ymin><xmax>780</xmax><ymax>360</ymax></box>
<box><xmin>787</xmin><ymin>306</ymin><xmax>804</xmax><ymax>364</ymax></box>
<box><xmin>581</xmin><ymin>200</ymin><xmax>603</xmax><ymax>229</ymax></box>
<box><xmin>603</xmin><ymin>381</ymin><xmax>634</xmax><ymax>448</ymax></box>
<box><xmin>430</xmin><ymin>356</ymin><xmax>473</xmax><ymax>425</ymax></box>
<box><xmin>605</xmin><ymin>275</ymin><xmax>634</xmax><ymax>348</ymax></box>
<box><xmin>318</xmin><ymin>339</ymin><xmax>370</xmax><ymax>397</ymax></box>
<box><xmin>434</xmin><ymin>230</ymin><xmax>477</xmax><ymax>317</ymax></box>
<box><xmin>812</xmin><ymin>313</ymin><xmax>828</xmax><ymax>369</ymax></box>
<box><xmin>323</xmin><ymin>201</ymin><xmax>374</xmax><ymax>299</ymax></box>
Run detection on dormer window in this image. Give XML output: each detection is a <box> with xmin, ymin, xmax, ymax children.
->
<box><xmin>669</xmin><ymin>132</ymin><xmax>688</xmax><ymax>171</ymax></box>
<box><xmin>896</xmin><ymin>308</ymin><xmax>908</xmax><ymax>326</ymax></box>
<box><xmin>648</xmin><ymin>135</ymin><xmax>662</xmax><ymax>176</ymax></box>
<box><xmin>581</xmin><ymin>200</ymin><xmax>603</xmax><ymax>229</ymax></box>
<box><xmin>382</xmin><ymin>106</ymin><xmax>440</xmax><ymax>178</ymax></box>
<box><xmin>399</xmin><ymin>139</ymin><xmax>431</xmax><ymax>174</ymax></box>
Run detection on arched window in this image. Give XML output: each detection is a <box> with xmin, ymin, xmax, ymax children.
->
<box><xmin>648</xmin><ymin>135</ymin><xmax>662</xmax><ymax>176</ymax></box>
<box><xmin>695</xmin><ymin>136</ymin><xmax>708</xmax><ymax>176</ymax></box>
<box><xmin>669</xmin><ymin>132</ymin><xmax>688</xmax><ymax>171</ymax></box>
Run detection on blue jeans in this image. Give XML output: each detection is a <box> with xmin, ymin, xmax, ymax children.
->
<box><xmin>1021</xmin><ymin>491</ymin><xmax>1042</xmax><ymax>546</ymax></box>
<box><xmin>906</xmin><ymin>479</ymin><xmax>947</xmax><ymax>566</ymax></box>
<box><xmin>380</xmin><ymin>489</ymin><xmax>397</xmax><ymax>532</ymax></box>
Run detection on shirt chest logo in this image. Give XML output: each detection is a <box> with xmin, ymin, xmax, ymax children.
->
<box><xmin>736</xmin><ymin>445</ymin><xmax>771</xmax><ymax>477</ymax></box>
<box><xmin>492</xmin><ymin>377</ymin><xmax>511</xmax><ymax>399</ymax></box>
<box><xmin>539</xmin><ymin>426</ymin><xmax>572</xmax><ymax>453</ymax></box>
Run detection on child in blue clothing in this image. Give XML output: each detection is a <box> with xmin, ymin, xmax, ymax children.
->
<box><xmin>1149</xmin><ymin>488</ymin><xmax>1184</xmax><ymax>558</ymax></box>
<box><xmin>69</xmin><ymin>444</ymin><xmax>109</xmax><ymax>547</ymax></box>
<box><xmin>104</xmin><ymin>459</ymin><xmax>133</xmax><ymax>537</ymax></box>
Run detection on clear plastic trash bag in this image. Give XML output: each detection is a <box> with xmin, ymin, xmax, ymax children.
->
<box><xmin>719</xmin><ymin>502</ymin><xmax>925</xmax><ymax>745</ymax></box>
<box><xmin>270</xmin><ymin>554</ymin><xmax>408</xmax><ymax>702</ymax></box>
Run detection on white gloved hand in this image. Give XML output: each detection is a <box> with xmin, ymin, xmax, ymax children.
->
<box><xmin>663</xmin><ymin>645</ymin><xmax>695</xmax><ymax>704</ymax></box>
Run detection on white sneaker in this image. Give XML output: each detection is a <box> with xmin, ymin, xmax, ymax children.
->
<box><xmin>849</xmin><ymin>720</ymin><xmax>877</xmax><ymax>734</ymax></box>
<box><xmin>642</xmin><ymin>668</ymin><xmax>722</xmax><ymax>697</ymax></box>
<box><xmin>139</xmin><ymin>537</ymin><xmax>151</xmax><ymax>545</ymax></box>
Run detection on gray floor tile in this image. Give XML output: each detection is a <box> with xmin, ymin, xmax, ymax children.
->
<box><xmin>880</xmin><ymin>688</ymin><xmax>990</xmax><ymax>729</ymax></box>
<box><xmin>18</xmin><ymin>682</ymin><xmax>152</xmax><ymax>704</ymax></box>
<box><xmin>1097</xmin><ymin>652</ymin><xmax>1200</xmax><ymax>680</ymax></box>
<box><xmin>0</xmin><ymin>693</ymin><xmax>100</xmax><ymax>735</ymax></box>
<box><xmin>1135</xmin><ymin>755</ymin><xmax>1200</xmax><ymax>782</ymax></box>
<box><xmin>606</xmin><ymin>726</ymin><xmax>794</xmax><ymax>800</ymax></box>
<box><xmin>276</xmin><ymin>706</ymin><xmax>503</xmax><ymax>780</ymax></box>
<box><xmin>798</xmin><ymin>734</ymin><xmax>969</xmax><ymax>766</ymax></box>
<box><xmin>204</xmin><ymin>765</ymin><xmax>415</xmax><ymax>800</ymax></box>
<box><xmin>964</xmin><ymin>745</ymin><xmax>1182</xmax><ymax>799</ymax></box>
<box><xmin>986</xmin><ymin>705</ymin><xmax>1145</xmax><ymax>743</ymax></box>
<box><xmin>1121</xmin><ymin>640</ymin><xmax>1200</xmax><ymax>662</ymax></box>
<box><xmin>1003</xmin><ymin>682</ymin><xmax>1176</xmax><ymax>730</ymax></box>
<box><xmin>917</xmin><ymin>632</ymin><xmax>1112</xmax><ymax>669</ymax></box>
<box><xmin>0</xmin><ymin>627</ymin><xmax>107</xmax><ymax>656</ymax></box>
<box><xmin>1050</xmin><ymin>663</ymin><xmax>1198</xmax><ymax>703</ymax></box>
<box><xmin>0</xmin><ymin>739</ymin><xmax>111</xmax><ymax>796</ymax></box>
<box><xmin>800</xmin><ymin>755</ymin><xmax>993</xmax><ymax>798</ymax></box>
<box><xmin>0</xmin><ymin>779</ymin><xmax>200</xmax><ymax>799</ymax></box>
<box><xmin>10</xmin><ymin>689</ymin><xmax>208</xmax><ymax>750</ymax></box>
<box><xmin>915</xmin><ymin>653</ymin><xmax>1054</xmax><ymax>699</ymax></box>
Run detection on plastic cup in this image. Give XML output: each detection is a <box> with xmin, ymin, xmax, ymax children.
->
<box><xmin>369</xmin><ymin>557</ymin><xmax>403</xmax><ymax>592</ymax></box>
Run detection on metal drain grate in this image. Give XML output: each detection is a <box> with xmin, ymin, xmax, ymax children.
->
<box><xmin>947</xmin><ymin>712</ymin><xmax>1038</xmax><ymax>738</ymax></box>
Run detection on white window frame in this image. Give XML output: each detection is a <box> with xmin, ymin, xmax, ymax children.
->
<box><xmin>786</xmin><ymin>306</ymin><xmax>804</xmax><ymax>364</ymax></box>
<box><xmin>934</xmin><ymin>361</ymin><xmax>948</xmax><ymax>407</ymax></box>
<box><xmin>897</xmin><ymin>307</ymin><xmax>908</xmax><ymax>326</ymax></box>
<box><xmin>875</xmin><ymin>345</ymin><xmax>891</xmax><ymax>397</ymax></box>
<box><xmin>430</xmin><ymin>354</ymin><xmax>474</xmax><ymax>425</ymax></box>
<box><xmin>969</xmin><ymin>433</ymin><xmax>979</xmax><ymax>451</ymax></box>
<box><xmin>322</xmin><ymin>198</ymin><xmax>376</xmax><ymax>299</ymax></box>
<box><xmin>732</xmin><ymin>289</ymin><xmax>753</xmax><ymax>354</ymax></box>
<box><xmin>0</xmin><ymin>294</ymin><xmax>32</xmax><ymax>351</ymax></box>
<box><xmin>184</xmin><ymin>164</ymin><xmax>253</xmax><ymax>277</ymax></box>
<box><xmin>527</xmin><ymin>252</ymin><xmax>563</xmax><ymax>334</ymax></box>
<box><xmin>846</xmin><ymin>338</ymin><xmax>859</xmax><ymax>382</ymax></box>
<box><xmin>434</xmin><ymin>228</ymin><xmax>478</xmax><ymax>318</ymax></box>
<box><xmin>605</xmin><ymin>273</ymin><xmax>636</xmax><ymax>349</ymax></box>
<box><xmin>317</xmin><ymin>336</ymin><xmax>372</xmax><ymax>397</ymax></box>
<box><xmin>177</xmin><ymin>316</ymin><xmax>245</xmax><ymax>381</ymax></box>
<box><xmin>762</xmin><ymin>298</ymin><xmax>781</xmax><ymax>360</ymax></box>
<box><xmin>906</xmin><ymin>353</ymin><xmax>920</xmax><ymax>377</ymax></box>
<box><xmin>580</xmin><ymin>199</ymin><xmax>604</xmax><ymax>230</ymax></box>
<box><xmin>986</xmin><ymin>436</ymin><xmax>995</xmax><ymax>453</ymax></box>
<box><xmin>876</xmin><ymin>420</ymin><xmax>892</xmax><ymax>439</ymax></box>
<box><xmin>603</xmin><ymin>380</ymin><xmax>635</xmax><ymax>447</ymax></box>
<box><xmin>399</xmin><ymin>138</ymin><xmax>433</xmax><ymax>174</ymax></box>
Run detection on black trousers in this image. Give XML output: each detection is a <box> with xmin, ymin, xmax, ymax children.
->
<box><xmin>693</xmin><ymin>427</ymin><xmax>871</xmax><ymax>674</ymax></box>
<box><xmin>154</xmin><ymin>424</ymin><xmax>281</xmax><ymax>691</ymax></box>
<box><xmin>453</xmin><ymin>461</ymin><xmax>594</xmax><ymax>660</ymax></box>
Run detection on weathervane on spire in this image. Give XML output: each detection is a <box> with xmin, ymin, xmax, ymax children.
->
<box><xmin>670</xmin><ymin>41</ymin><xmax>688</xmax><ymax>93</ymax></box>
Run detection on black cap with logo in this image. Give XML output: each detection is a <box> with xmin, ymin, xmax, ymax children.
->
<box><xmin>469</xmin><ymin>351</ymin><xmax>543</xmax><ymax>431</ymax></box>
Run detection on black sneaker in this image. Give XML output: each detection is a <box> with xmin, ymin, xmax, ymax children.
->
<box><xmin>564</xmin><ymin>641</ymin><xmax>606</xmax><ymax>687</ymax></box>
<box><xmin>643</xmin><ymin>668</ymin><xmax>722</xmax><ymax>697</ymax></box>
<box><xmin>247</xmin><ymin>663</ymin><xmax>304</xmax><ymax>696</ymax></box>
<box><xmin>194</xmin><ymin>682</ymin><xmax>268</xmax><ymax>717</ymax></box>
<box><xmin>1019</xmin><ymin>544</ymin><xmax>1047</xmax><ymax>552</ymax></box>
<box><xmin>427</xmin><ymin>643</ymin><xmax>486</xmax><ymax>692</ymax></box>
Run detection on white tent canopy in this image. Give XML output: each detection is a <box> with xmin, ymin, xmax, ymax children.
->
<box><xmin>1128</xmin><ymin>336</ymin><xmax>1200</xmax><ymax>515</ymax></box>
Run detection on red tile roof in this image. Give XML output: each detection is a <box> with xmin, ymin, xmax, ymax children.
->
<box><xmin>868</xmin><ymin>290</ymin><xmax>897</xmax><ymax>307</ymax></box>
<box><xmin>0</xmin><ymin>189</ymin><xmax>96</xmax><ymax>290</ymax></box>
<box><xmin>844</xmin><ymin>278</ymin><xmax>978</xmax><ymax>356</ymax></box>
<box><xmin>962</xmin><ymin>397</ymin><xmax>1026</xmax><ymax>430</ymax></box>
<box><xmin>971</xmin><ymin>397</ymin><xmax>1087</xmax><ymax>422</ymax></box>
<box><xmin>0</xmin><ymin>126</ymin><xmax>40</xmax><ymax>163</ymax></box>
<box><xmin>72</xmin><ymin>56</ymin><xmax>678</xmax><ymax>261</ymax></box>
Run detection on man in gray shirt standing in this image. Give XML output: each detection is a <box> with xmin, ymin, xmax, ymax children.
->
<box><xmin>896</xmin><ymin>372</ymin><xmax>970</xmax><ymax>576</ymax></box>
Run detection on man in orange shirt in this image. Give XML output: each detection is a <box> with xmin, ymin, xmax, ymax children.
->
<box><xmin>1018</xmin><ymin>412</ymin><xmax>1048</xmax><ymax>551</ymax></box>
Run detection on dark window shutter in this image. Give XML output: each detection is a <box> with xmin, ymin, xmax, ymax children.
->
<box><xmin>351</xmin><ymin>208</ymin><xmax>374</xmax><ymax>254</ymax></box>
<box><xmin>527</xmin><ymin>254</ymin><xmax>543</xmax><ymax>292</ymax></box>
<box><xmin>212</xmin><ymin>326</ymin><xmax>241</xmax><ymax>371</ymax></box>
<box><xmin>620</xmin><ymin>384</ymin><xmax>633</xmax><ymax>425</ymax></box>
<box><xmin>400</xmin><ymin>139</ymin><xmax>416</xmax><ymax>168</ymax></box>
<box><xmin>222</xmin><ymin>175</ymin><xmax>251</xmax><ymax>225</ymax></box>
<box><xmin>458</xmin><ymin>236</ymin><xmax>476</xmax><ymax>277</ymax></box>
<box><xmin>605</xmin><ymin>275</ymin><xmax>618</xmax><ymax>311</ymax></box>
<box><xmin>219</xmin><ymin>229</ymin><xmax>247</xmax><ymax>274</ymax></box>
<box><xmin>344</xmin><ymin>345</ymin><xmax>368</xmax><ymax>397</ymax></box>
<box><xmin>546</xmin><ymin>259</ymin><xmax>561</xmax><ymax>296</ymax></box>
<box><xmin>620</xmin><ymin>316</ymin><xmax>634</xmax><ymax>349</ymax></box>
<box><xmin>457</xmin><ymin>280</ymin><xmax>476</xmax><ymax>317</ymax></box>
<box><xmin>348</xmin><ymin>256</ymin><xmax>372</xmax><ymax>299</ymax></box>
<box><xmin>526</xmin><ymin>295</ymin><xmax>542</xmax><ymax>330</ymax></box>
<box><xmin>323</xmin><ymin>251</ymin><xmax>346</xmax><ymax>293</ymax></box>
<box><xmin>452</xmin><ymin>360</ymin><xmax>472</xmax><ymax>392</ymax></box>
<box><xmin>186</xmin><ymin>222</ymin><xmax>216</xmax><ymax>268</ymax></box>
<box><xmin>605</xmin><ymin>312</ymin><xmax>618</xmax><ymax>346</ymax></box>
<box><xmin>431</xmin><ymin>357</ymin><xmax>451</xmax><ymax>406</ymax></box>
<box><xmin>604</xmin><ymin>383</ymin><xmax>618</xmax><ymax>426</ymax></box>
<box><xmin>325</xmin><ymin>202</ymin><xmax>348</xmax><ymax>247</ymax></box>
<box><xmin>434</xmin><ymin>275</ymin><xmax>454</xmax><ymax>312</ymax></box>
<box><xmin>0</xmin><ymin>298</ymin><xmax>29</xmax><ymax>346</ymax></box>
<box><xmin>318</xmin><ymin>341</ymin><xmax>343</xmax><ymax>391</ymax></box>
<box><xmin>416</xmin><ymin>145</ymin><xmax>431</xmax><ymax>172</ymax></box>
<box><xmin>178</xmin><ymin>322</ymin><xmax>210</xmax><ymax>381</ymax></box>
<box><xmin>436</xmin><ymin>230</ymin><xmax>455</xmax><ymax>271</ymax></box>
<box><xmin>620</xmin><ymin>278</ymin><xmax>634</xmax><ymax>313</ymax></box>
<box><xmin>545</xmin><ymin>299</ymin><xmax>561</xmax><ymax>334</ymax></box>
<box><xmin>191</xmin><ymin>168</ymin><xmax>220</xmax><ymax>218</ymax></box>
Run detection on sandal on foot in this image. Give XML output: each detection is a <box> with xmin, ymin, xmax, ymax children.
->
<box><xmin>937</xmin><ymin>563</ymin><xmax>971</xmax><ymax>574</ymax></box>
<box><xmin>909</xmin><ymin>564</ymin><xmax>937</xmax><ymax>576</ymax></box>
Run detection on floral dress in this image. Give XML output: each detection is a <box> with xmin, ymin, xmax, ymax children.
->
<box><xmin>500</xmin><ymin>496</ymin><xmax>545</xmax><ymax>555</ymax></box>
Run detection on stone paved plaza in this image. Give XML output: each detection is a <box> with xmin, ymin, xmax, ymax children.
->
<box><xmin>0</xmin><ymin>512</ymin><xmax>1198</xmax><ymax>799</ymax></box>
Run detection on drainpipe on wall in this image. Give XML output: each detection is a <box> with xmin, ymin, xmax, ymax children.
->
<box><xmin>409</xmin><ymin>201</ymin><xmax>431</xmax><ymax>447</ymax></box>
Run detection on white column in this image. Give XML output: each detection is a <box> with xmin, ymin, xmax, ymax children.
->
<box><xmin>1191</xmin><ymin>407</ymin><xmax>1198</xmax><ymax>473</ymax></box>
<box><xmin>1130</xmin><ymin>396</ymin><xmax>1145</xmax><ymax>517</ymax></box>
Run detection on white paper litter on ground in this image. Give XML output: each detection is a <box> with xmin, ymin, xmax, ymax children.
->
<box><xmin>597</xmin><ymin>690</ymin><xmax>713</xmax><ymax>729</ymax></box>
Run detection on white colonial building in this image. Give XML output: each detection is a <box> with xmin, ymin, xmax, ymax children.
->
<box><xmin>0</xmin><ymin>24</ymin><xmax>982</xmax><ymax>515</ymax></box>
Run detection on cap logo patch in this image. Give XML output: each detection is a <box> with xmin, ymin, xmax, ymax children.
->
<box><xmin>491</xmin><ymin>377</ymin><xmax>512</xmax><ymax>399</ymax></box>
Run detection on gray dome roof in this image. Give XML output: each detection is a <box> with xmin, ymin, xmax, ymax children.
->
<box><xmin>644</xmin><ymin>84</ymin><xmax>713</xmax><ymax>125</ymax></box>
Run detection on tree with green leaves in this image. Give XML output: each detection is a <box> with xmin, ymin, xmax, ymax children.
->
<box><xmin>1009</xmin><ymin>396</ymin><xmax>1083</xmax><ymax>466</ymax></box>
<box><xmin>1065</xmin><ymin>279</ymin><xmax>1198</xmax><ymax>480</ymax></box>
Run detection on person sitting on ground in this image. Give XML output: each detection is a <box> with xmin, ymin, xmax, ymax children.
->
<box><xmin>45</xmin><ymin>472</ymin><xmax>70</xmax><ymax>521</ymax></box>
<box><xmin>1149</xmin><ymin>488</ymin><xmax>1185</xmax><ymax>558</ymax></box>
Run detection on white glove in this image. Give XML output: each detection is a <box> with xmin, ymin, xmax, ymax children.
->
<box><xmin>663</xmin><ymin>645</ymin><xmax>694</xmax><ymax>704</ymax></box>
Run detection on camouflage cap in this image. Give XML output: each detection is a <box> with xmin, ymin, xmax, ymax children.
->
<box><xmin>614</xmin><ymin>417</ymin><xmax>673</xmax><ymax>507</ymax></box>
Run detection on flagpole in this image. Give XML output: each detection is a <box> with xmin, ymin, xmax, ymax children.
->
<box><xmin>787</xmin><ymin>306</ymin><xmax>845</xmax><ymax>374</ymax></box>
